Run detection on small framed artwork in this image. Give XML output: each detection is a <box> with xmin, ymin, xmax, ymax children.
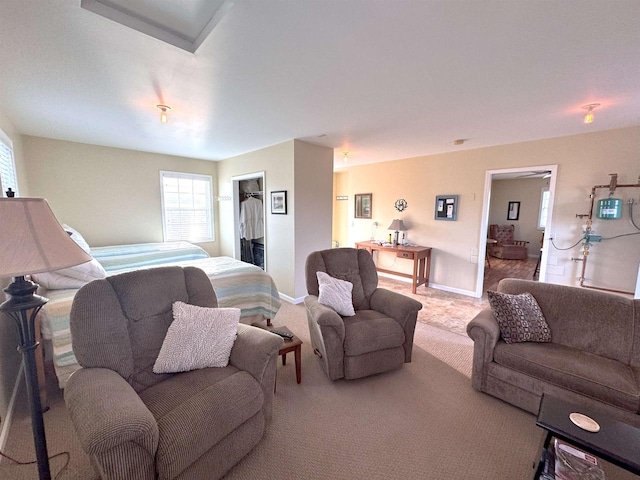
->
<box><xmin>435</xmin><ymin>195</ymin><xmax>458</xmax><ymax>221</ymax></box>
<box><xmin>270</xmin><ymin>190</ymin><xmax>287</xmax><ymax>214</ymax></box>
<box><xmin>355</xmin><ymin>193</ymin><xmax>372</xmax><ymax>219</ymax></box>
<box><xmin>507</xmin><ymin>201</ymin><xmax>520</xmax><ymax>221</ymax></box>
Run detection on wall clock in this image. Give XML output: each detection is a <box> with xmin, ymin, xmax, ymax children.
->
<box><xmin>394</xmin><ymin>199</ymin><xmax>408</xmax><ymax>212</ymax></box>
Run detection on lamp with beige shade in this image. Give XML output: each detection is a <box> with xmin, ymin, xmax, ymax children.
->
<box><xmin>0</xmin><ymin>198</ymin><xmax>91</xmax><ymax>480</ymax></box>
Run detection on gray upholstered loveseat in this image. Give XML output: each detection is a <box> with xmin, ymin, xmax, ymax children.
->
<box><xmin>64</xmin><ymin>266</ymin><xmax>283</xmax><ymax>480</ymax></box>
<box><xmin>467</xmin><ymin>278</ymin><xmax>640</xmax><ymax>421</ymax></box>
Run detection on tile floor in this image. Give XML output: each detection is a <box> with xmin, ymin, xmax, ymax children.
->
<box><xmin>377</xmin><ymin>256</ymin><xmax>538</xmax><ymax>335</ymax></box>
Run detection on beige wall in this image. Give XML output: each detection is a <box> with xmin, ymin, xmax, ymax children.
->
<box><xmin>292</xmin><ymin>140</ymin><xmax>334</xmax><ymax>298</ymax></box>
<box><xmin>22</xmin><ymin>136</ymin><xmax>220</xmax><ymax>256</ymax></box>
<box><xmin>337</xmin><ymin>126</ymin><xmax>640</xmax><ymax>295</ymax></box>
<box><xmin>217</xmin><ymin>140</ymin><xmax>333</xmax><ymax>300</ymax></box>
<box><xmin>217</xmin><ymin>141</ymin><xmax>296</xmax><ymax>296</ymax></box>
<box><xmin>489</xmin><ymin>178</ymin><xmax>547</xmax><ymax>256</ymax></box>
<box><xmin>332</xmin><ymin>171</ymin><xmax>349</xmax><ymax>247</ymax></box>
<box><xmin>0</xmin><ymin>110</ymin><xmax>25</xmax><ymax>430</ymax></box>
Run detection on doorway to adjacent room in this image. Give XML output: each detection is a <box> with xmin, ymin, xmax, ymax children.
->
<box><xmin>475</xmin><ymin>165</ymin><xmax>558</xmax><ymax>298</ymax></box>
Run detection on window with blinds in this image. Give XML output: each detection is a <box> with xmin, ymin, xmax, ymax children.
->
<box><xmin>0</xmin><ymin>129</ymin><xmax>18</xmax><ymax>197</ymax></box>
<box><xmin>160</xmin><ymin>171</ymin><xmax>214</xmax><ymax>243</ymax></box>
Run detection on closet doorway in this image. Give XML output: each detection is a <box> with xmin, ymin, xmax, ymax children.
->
<box><xmin>232</xmin><ymin>172</ymin><xmax>266</xmax><ymax>270</ymax></box>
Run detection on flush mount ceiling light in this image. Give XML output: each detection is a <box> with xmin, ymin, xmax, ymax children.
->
<box><xmin>156</xmin><ymin>104</ymin><xmax>171</xmax><ymax>124</ymax></box>
<box><xmin>453</xmin><ymin>139</ymin><xmax>466</xmax><ymax>145</ymax></box>
<box><xmin>582</xmin><ymin>103</ymin><xmax>600</xmax><ymax>124</ymax></box>
<box><xmin>343</xmin><ymin>151</ymin><xmax>349</xmax><ymax>162</ymax></box>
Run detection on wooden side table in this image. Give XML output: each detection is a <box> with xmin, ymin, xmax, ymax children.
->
<box><xmin>266</xmin><ymin>326</ymin><xmax>302</xmax><ymax>390</ymax></box>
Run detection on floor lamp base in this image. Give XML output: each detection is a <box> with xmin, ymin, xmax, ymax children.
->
<box><xmin>1</xmin><ymin>276</ymin><xmax>51</xmax><ymax>480</ymax></box>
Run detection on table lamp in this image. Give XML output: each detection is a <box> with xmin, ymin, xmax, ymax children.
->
<box><xmin>388</xmin><ymin>219</ymin><xmax>406</xmax><ymax>246</ymax></box>
<box><xmin>0</xmin><ymin>198</ymin><xmax>92</xmax><ymax>480</ymax></box>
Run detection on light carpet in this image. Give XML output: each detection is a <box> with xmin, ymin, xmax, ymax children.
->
<box><xmin>1</xmin><ymin>301</ymin><xmax>635</xmax><ymax>479</ymax></box>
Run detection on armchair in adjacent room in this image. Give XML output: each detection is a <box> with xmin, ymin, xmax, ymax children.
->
<box><xmin>488</xmin><ymin>224</ymin><xmax>529</xmax><ymax>260</ymax></box>
<box><xmin>64</xmin><ymin>266</ymin><xmax>283</xmax><ymax>480</ymax></box>
<box><xmin>304</xmin><ymin>248</ymin><xmax>423</xmax><ymax>381</ymax></box>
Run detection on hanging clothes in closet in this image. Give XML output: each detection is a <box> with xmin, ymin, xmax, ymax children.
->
<box><xmin>239</xmin><ymin>193</ymin><xmax>264</xmax><ymax>265</ymax></box>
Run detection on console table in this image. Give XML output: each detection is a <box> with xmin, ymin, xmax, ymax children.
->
<box><xmin>355</xmin><ymin>241</ymin><xmax>432</xmax><ymax>294</ymax></box>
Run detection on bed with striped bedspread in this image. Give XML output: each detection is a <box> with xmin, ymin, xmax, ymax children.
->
<box><xmin>38</xmin><ymin>242</ymin><xmax>281</xmax><ymax>389</ymax></box>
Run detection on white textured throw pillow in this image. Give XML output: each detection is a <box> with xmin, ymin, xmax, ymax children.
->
<box><xmin>153</xmin><ymin>302</ymin><xmax>240</xmax><ymax>374</ymax></box>
<box><xmin>316</xmin><ymin>271</ymin><xmax>355</xmax><ymax>317</ymax></box>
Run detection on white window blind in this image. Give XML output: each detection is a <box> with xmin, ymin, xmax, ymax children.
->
<box><xmin>160</xmin><ymin>171</ymin><xmax>214</xmax><ymax>242</ymax></box>
<box><xmin>0</xmin><ymin>129</ymin><xmax>18</xmax><ymax>197</ymax></box>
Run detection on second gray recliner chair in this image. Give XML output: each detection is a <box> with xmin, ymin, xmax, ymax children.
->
<box><xmin>304</xmin><ymin>248</ymin><xmax>423</xmax><ymax>380</ymax></box>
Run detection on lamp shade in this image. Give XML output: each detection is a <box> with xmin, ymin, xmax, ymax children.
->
<box><xmin>0</xmin><ymin>198</ymin><xmax>92</xmax><ymax>277</ymax></box>
<box><xmin>387</xmin><ymin>219</ymin><xmax>406</xmax><ymax>231</ymax></box>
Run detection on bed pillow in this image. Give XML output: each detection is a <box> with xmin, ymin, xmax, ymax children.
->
<box><xmin>487</xmin><ymin>290</ymin><xmax>551</xmax><ymax>344</ymax></box>
<box><xmin>316</xmin><ymin>271</ymin><xmax>355</xmax><ymax>317</ymax></box>
<box><xmin>57</xmin><ymin>258</ymin><xmax>107</xmax><ymax>281</ymax></box>
<box><xmin>32</xmin><ymin>258</ymin><xmax>107</xmax><ymax>289</ymax></box>
<box><xmin>31</xmin><ymin>271</ymin><xmax>87</xmax><ymax>290</ymax></box>
<box><xmin>153</xmin><ymin>302</ymin><xmax>240</xmax><ymax>374</ymax></box>
<box><xmin>62</xmin><ymin>224</ymin><xmax>91</xmax><ymax>253</ymax></box>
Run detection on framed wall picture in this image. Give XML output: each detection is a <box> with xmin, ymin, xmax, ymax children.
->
<box><xmin>434</xmin><ymin>194</ymin><xmax>458</xmax><ymax>221</ymax></box>
<box><xmin>355</xmin><ymin>193</ymin><xmax>372</xmax><ymax>219</ymax></box>
<box><xmin>270</xmin><ymin>190</ymin><xmax>287</xmax><ymax>214</ymax></box>
<box><xmin>507</xmin><ymin>201</ymin><xmax>520</xmax><ymax>221</ymax></box>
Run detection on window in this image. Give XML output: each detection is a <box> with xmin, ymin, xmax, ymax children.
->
<box><xmin>538</xmin><ymin>187</ymin><xmax>550</xmax><ymax>230</ymax></box>
<box><xmin>0</xmin><ymin>128</ymin><xmax>18</xmax><ymax>197</ymax></box>
<box><xmin>160</xmin><ymin>171</ymin><xmax>214</xmax><ymax>242</ymax></box>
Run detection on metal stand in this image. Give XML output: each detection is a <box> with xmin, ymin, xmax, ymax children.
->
<box><xmin>1</xmin><ymin>276</ymin><xmax>51</xmax><ymax>480</ymax></box>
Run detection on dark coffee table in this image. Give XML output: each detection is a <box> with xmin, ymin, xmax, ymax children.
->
<box><xmin>533</xmin><ymin>394</ymin><xmax>640</xmax><ymax>479</ymax></box>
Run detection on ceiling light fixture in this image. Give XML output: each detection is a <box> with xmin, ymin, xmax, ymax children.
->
<box><xmin>343</xmin><ymin>151</ymin><xmax>349</xmax><ymax>162</ymax></box>
<box><xmin>453</xmin><ymin>139</ymin><xmax>466</xmax><ymax>145</ymax></box>
<box><xmin>157</xmin><ymin>104</ymin><xmax>171</xmax><ymax>124</ymax></box>
<box><xmin>582</xmin><ymin>103</ymin><xmax>600</xmax><ymax>124</ymax></box>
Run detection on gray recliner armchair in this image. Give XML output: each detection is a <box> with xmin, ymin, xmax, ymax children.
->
<box><xmin>64</xmin><ymin>266</ymin><xmax>283</xmax><ymax>480</ymax></box>
<box><xmin>304</xmin><ymin>248</ymin><xmax>423</xmax><ymax>380</ymax></box>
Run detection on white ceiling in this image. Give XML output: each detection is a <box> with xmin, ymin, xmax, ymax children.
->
<box><xmin>1</xmin><ymin>0</ymin><xmax>638</xmax><ymax>169</ymax></box>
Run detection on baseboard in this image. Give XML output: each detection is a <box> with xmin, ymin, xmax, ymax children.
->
<box><xmin>377</xmin><ymin>271</ymin><xmax>412</xmax><ymax>283</ymax></box>
<box><xmin>428</xmin><ymin>282</ymin><xmax>477</xmax><ymax>298</ymax></box>
<box><xmin>0</xmin><ymin>362</ymin><xmax>24</xmax><ymax>462</ymax></box>
<box><xmin>378</xmin><ymin>271</ymin><xmax>477</xmax><ymax>298</ymax></box>
<box><xmin>280</xmin><ymin>274</ymin><xmax>479</xmax><ymax>303</ymax></box>
<box><xmin>279</xmin><ymin>292</ymin><xmax>305</xmax><ymax>304</ymax></box>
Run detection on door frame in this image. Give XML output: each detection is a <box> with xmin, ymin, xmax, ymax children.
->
<box><xmin>474</xmin><ymin>164</ymin><xmax>558</xmax><ymax>297</ymax></box>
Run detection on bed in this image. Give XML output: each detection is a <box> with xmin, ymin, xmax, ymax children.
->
<box><xmin>36</xmin><ymin>240</ymin><xmax>281</xmax><ymax>389</ymax></box>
